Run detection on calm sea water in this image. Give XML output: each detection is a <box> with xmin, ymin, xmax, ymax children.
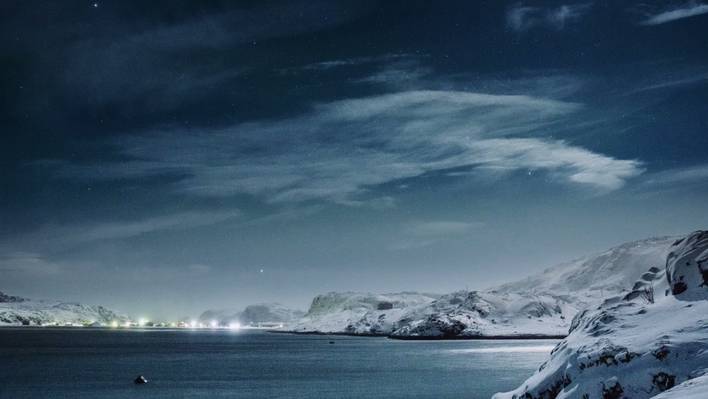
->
<box><xmin>0</xmin><ymin>329</ymin><xmax>556</xmax><ymax>399</ymax></box>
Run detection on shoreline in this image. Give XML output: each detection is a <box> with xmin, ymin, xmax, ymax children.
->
<box><xmin>0</xmin><ymin>326</ymin><xmax>567</xmax><ymax>341</ymax></box>
<box><xmin>268</xmin><ymin>329</ymin><xmax>566</xmax><ymax>340</ymax></box>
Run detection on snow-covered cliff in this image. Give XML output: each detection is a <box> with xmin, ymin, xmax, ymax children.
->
<box><xmin>289</xmin><ymin>236</ymin><xmax>675</xmax><ymax>338</ymax></box>
<box><xmin>289</xmin><ymin>292</ymin><xmax>439</xmax><ymax>335</ymax></box>
<box><xmin>0</xmin><ymin>291</ymin><xmax>126</xmax><ymax>326</ymax></box>
<box><xmin>494</xmin><ymin>230</ymin><xmax>708</xmax><ymax>399</ymax></box>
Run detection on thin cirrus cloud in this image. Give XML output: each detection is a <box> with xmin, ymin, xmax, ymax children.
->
<box><xmin>405</xmin><ymin>221</ymin><xmax>484</xmax><ymax>238</ymax></box>
<box><xmin>638</xmin><ymin>164</ymin><xmax>708</xmax><ymax>189</ymax></box>
<box><xmin>0</xmin><ymin>252</ymin><xmax>63</xmax><ymax>276</ymax></box>
<box><xmin>47</xmin><ymin>89</ymin><xmax>643</xmax><ymax>206</ymax></box>
<box><xmin>639</xmin><ymin>2</ymin><xmax>708</xmax><ymax>25</ymax></box>
<box><xmin>506</xmin><ymin>2</ymin><xmax>592</xmax><ymax>32</ymax></box>
<box><xmin>390</xmin><ymin>220</ymin><xmax>483</xmax><ymax>250</ymax></box>
<box><xmin>60</xmin><ymin>1</ymin><xmax>372</xmax><ymax>109</ymax></box>
<box><xmin>0</xmin><ymin>210</ymin><xmax>240</xmax><ymax>255</ymax></box>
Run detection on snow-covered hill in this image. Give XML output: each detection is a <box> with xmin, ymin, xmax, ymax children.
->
<box><xmin>0</xmin><ymin>291</ymin><xmax>127</xmax><ymax>326</ymax></box>
<box><xmin>199</xmin><ymin>302</ymin><xmax>304</xmax><ymax>326</ymax></box>
<box><xmin>494</xmin><ymin>230</ymin><xmax>708</xmax><ymax>399</ymax></box>
<box><xmin>288</xmin><ymin>236</ymin><xmax>676</xmax><ymax>338</ymax></box>
<box><xmin>289</xmin><ymin>292</ymin><xmax>439</xmax><ymax>334</ymax></box>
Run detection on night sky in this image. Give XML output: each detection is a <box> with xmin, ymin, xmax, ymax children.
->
<box><xmin>2</xmin><ymin>1</ymin><xmax>708</xmax><ymax>318</ymax></box>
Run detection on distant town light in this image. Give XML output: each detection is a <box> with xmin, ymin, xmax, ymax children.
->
<box><xmin>229</xmin><ymin>322</ymin><xmax>241</xmax><ymax>330</ymax></box>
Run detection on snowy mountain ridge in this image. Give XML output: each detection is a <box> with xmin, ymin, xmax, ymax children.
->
<box><xmin>0</xmin><ymin>291</ymin><xmax>127</xmax><ymax>326</ymax></box>
<box><xmin>289</xmin><ymin>236</ymin><xmax>677</xmax><ymax>338</ymax></box>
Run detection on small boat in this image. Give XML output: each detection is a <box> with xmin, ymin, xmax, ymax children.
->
<box><xmin>134</xmin><ymin>375</ymin><xmax>149</xmax><ymax>384</ymax></box>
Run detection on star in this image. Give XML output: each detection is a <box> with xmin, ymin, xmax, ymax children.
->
<box><xmin>259</xmin><ymin>269</ymin><xmax>264</xmax><ymax>273</ymax></box>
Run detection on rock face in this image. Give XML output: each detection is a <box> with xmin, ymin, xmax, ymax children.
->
<box><xmin>289</xmin><ymin>237</ymin><xmax>675</xmax><ymax>338</ymax></box>
<box><xmin>0</xmin><ymin>291</ymin><xmax>126</xmax><ymax>326</ymax></box>
<box><xmin>493</xmin><ymin>231</ymin><xmax>708</xmax><ymax>399</ymax></box>
<box><xmin>199</xmin><ymin>303</ymin><xmax>305</xmax><ymax>326</ymax></box>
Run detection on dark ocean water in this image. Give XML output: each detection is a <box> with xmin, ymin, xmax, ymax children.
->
<box><xmin>0</xmin><ymin>329</ymin><xmax>556</xmax><ymax>399</ymax></box>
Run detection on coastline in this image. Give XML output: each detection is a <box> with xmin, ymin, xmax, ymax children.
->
<box><xmin>269</xmin><ymin>329</ymin><xmax>566</xmax><ymax>340</ymax></box>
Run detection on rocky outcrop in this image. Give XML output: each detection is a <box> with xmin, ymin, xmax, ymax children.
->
<box><xmin>666</xmin><ymin>231</ymin><xmax>708</xmax><ymax>298</ymax></box>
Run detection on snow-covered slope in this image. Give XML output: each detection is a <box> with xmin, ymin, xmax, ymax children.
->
<box><xmin>494</xmin><ymin>230</ymin><xmax>708</xmax><ymax>399</ymax></box>
<box><xmin>0</xmin><ymin>291</ymin><xmax>126</xmax><ymax>326</ymax></box>
<box><xmin>391</xmin><ymin>236</ymin><xmax>675</xmax><ymax>339</ymax></box>
<box><xmin>391</xmin><ymin>290</ymin><xmax>574</xmax><ymax>338</ymax></box>
<box><xmin>289</xmin><ymin>292</ymin><xmax>439</xmax><ymax>335</ymax></box>
<box><xmin>199</xmin><ymin>303</ymin><xmax>305</xmax><ymax>326</ymax></box>
<box><xmin>650</xmin><ymin>375</ymin><xmax>708</xmax><ymax>399</ymax></box>
<box><xmin>289</xmin><ymin>236</ymin><xmax>675</xmax><ymax>338</ymax></box>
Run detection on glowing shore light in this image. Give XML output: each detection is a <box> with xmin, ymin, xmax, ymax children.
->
<box><xmin>138</xmin><ymin>318</ymin><xmax>148</xmax><ymax>327</ymax></box>
<box><xmin>123</xmin><ymin>321</ymin><xmax>131</xmax><ymax>328</ymax></box>
<box><xmin>111</xmin><ymin>321</ymin><xmax>119</xmax><ymax>328</ymax></box>
<box><xmin>210</xmin><ymin>320</ymin><xmax>218</xmax><ymax>328</ymax></box>
<box><xmin>229</xmin><ymin>322</ymin><xmax>241</xmax><ymax>330</ymax></box>
<box><xmin>189</xmin><ymin>320</ymin><xmax>198</xmax><ymax>328</ymax></box>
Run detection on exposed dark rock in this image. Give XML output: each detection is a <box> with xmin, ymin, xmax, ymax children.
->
<box><xmin>672</xmin><ymin>280</ymin><xmax>688</xmax><ymax>295</ymax></box>
<box><xmin>601</xmin><ymin>381</ymin><xmax>623</xmax><ymax>399</ymax></box>
<box><xmin>652</xmin><ymin>372</ymin><xmax>676</xmax><ymax>392</ymax></box>
<box><xmin>653</xmin><ymin>346</ymin><xmax>670</xmax><ymax>360</ymax></box>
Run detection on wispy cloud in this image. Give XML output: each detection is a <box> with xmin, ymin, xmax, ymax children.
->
<box><xmin>507</xmin><ymin>3</ymin><xmax>592</xmax><ymax>32</ymax></box>
<box><xmin>629</xmin><ymin>71</ymin><xmax>708</xmax><ymax>93</ymax></box>
<box><xmin>187</xmin><ymin>264</ymin><xmax>212</xmax><ymax>275</ymax></box>
<box><xmin>43</xmin><ymin>87</ymin><xmax>642</xmax><ymax>206</ymax></box>
<box><xmin>60</xmin><ymin>1</ymin><xmax>372</xmax><ymax>110</ymax></box>
<box><xmin>391</xmin><ymin>220</ymin><xmax>483</xmax><ymax>250</ymax></box>
<box><xmin>1</xmin><ymin>210</ymin><xmax>240</xmax><ymax>254</ymax></box>
<box><xmin>405</xmin><ymin>221</ymin><xmax>483</xmax><ymax>237</ymax></box>
<box><xmin>639</xmin><ymin>164</ymin><xmax>708</xmax><ymax>188</ymax></box>
<box><xmin>0</xmin><ymin>252</ymin><xmax>63</xmax><ymax>276</ymax></box>
<box><xmin>297</xmin><ymin>54</ymin><xmax>415</xmax><ymax>72</ymax></box>
<box><xmin>640</xmin><ymin>2</ymin><xmax>708</xmax><ymax>25</ymax></box>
